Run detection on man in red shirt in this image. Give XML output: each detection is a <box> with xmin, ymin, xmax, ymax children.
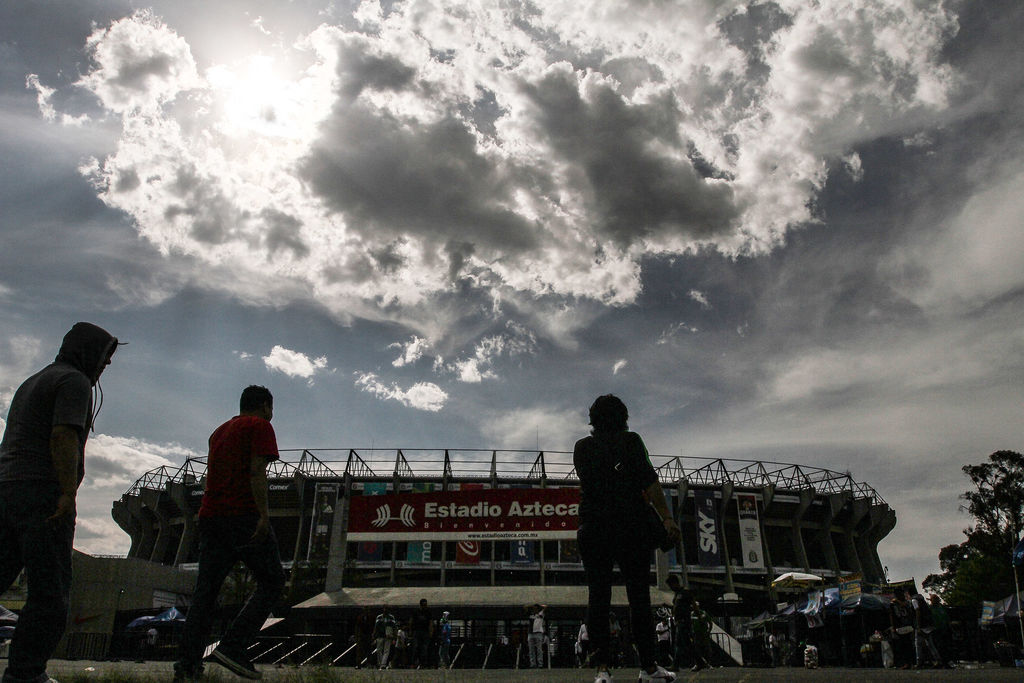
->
<box><xmin>175</xmin><ymin>386</ymin><xmax>286</xmax><ymax>682</ymax></box>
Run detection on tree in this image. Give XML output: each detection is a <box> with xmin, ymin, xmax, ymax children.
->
<box><xmin>923</xmin><ymin>450</ymin><xmax>1024</xmax><ymax>606</ymax></box>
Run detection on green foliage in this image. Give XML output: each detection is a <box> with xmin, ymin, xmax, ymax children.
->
<box><xmin>923</xmin><ymin>450</ymin><xmax>1024</xmax><ymax>607</ymax></box>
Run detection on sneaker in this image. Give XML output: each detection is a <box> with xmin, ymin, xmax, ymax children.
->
<box><xmin>595</xmin><ymin>671</ymin><xmax>614</xmax><ymax>683</ymax></box>
<box><xmin>639</xmin><ymin>664</ymin><xmax>677</xmax><ymax>681</ymax></box>
<box><xmin>212</xmin><ymin>647</ymin><xmax>262</xmax><ymax>680</ymax></box>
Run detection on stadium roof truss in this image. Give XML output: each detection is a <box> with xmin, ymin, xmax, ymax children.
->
<box><xmin>122</xmin><ymin>448</ymin><xmax>887</xmax><ymax>505</ymax></box>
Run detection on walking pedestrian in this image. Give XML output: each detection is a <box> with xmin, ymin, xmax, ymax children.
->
<box><xmin>0</xmin><ymin>322</ymin><xmax>119</xmax><ymax>683</ymax></box>
<box><xmin>174</xmin><ymin>385</ymin><xmax>286</xmax><ymax>682</ymax></box>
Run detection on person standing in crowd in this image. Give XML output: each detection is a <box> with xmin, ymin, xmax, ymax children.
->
<box><xmin>174</xmin><ymin>386</ymin><xmax>286</xmax><ymax>682</ymax></box>
<box><xmin>354</xmin><ymin>606</ymin><xmax>373</xmax><ymax>669</ymax></box>
<box><xmin>928</xmin><ymin>594</ymin><xmax>952</xmax><ymax>665</ymax></box>
<box><xmin>526</xmin><ymin>603</ymin><xmax>547</xmax><ymax>668</ymax></box>
<box><xmin>576</xmin><ymin>621</ymin><xmax>590</xmax><ymax>667</ymax></box>
<box><xmin>655</xmin><ymin>610</ymin><xmax>673</xmax><ymax>668</ymax></box>
<box><xmin>373</xmin><ymin>605</ymin><xmax>398</xmax><ymax>669</ymax></box>
<box><xmin>410</xmin><ymin>598</ymin><xmax>434</xmax><ymax>669</ymax></box>
<box><xmin>438</xmin><ymin>611</ymin><xmax>452</xmax><ymax>669</ymax></box>
<box><xmin>574</xmin><ymin>394</ymin><xmax>681</xmax><ymax>683</ymax></box>
<box><xmin>689</xmin><ymin>600</ymin><xmax>712</xmax><ymax>672</ymax></box>
<box><xmin>665</xmin><ymin>575</ymin><xmax>692</xmax><ymax>671</ymax></box>
<box><xmin>910</xmin><ymin>590</ymin><xmax>944</xmax><ymax>668</ymax></box>
<box><xmin>0</xmin><ymin>322</ymin><xmax>119</xmax><ymax>683</ymax></box>
<box><xmin>889</xmin><ymin>588</ymin><xmax>914</xmax><ymax>669</ymax></box>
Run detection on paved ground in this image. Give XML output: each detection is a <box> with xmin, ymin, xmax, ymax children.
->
<box><xmin>41</xmin><ymin>660</ymin><xmax>1024</xmax><ymax>682</ymax></box>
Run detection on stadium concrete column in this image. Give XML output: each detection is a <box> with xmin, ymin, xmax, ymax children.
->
<box><xmin>859</xmin><ymin>504</ymin><xmax>896</xmax><ymax>584</ymax></box>
<box><xmin>111</xmin><ymin>498</ymin><xmax>143</xmax><ymax>558</ymax></box>
<box><xmin>290</xmin><ymin>471</ymin><xmax>309</xmax><ymax>575</ymax></box>
<box><xmin>168</xmin><ymin>481</ymin><xmax>197</xmax><ymax>566</ymax></box>
<box><xmin>820</xmin><ymin>494</ymin><xmax>843</xmax><ymax>575</ymax></box>
<box><xmin>141</xmin><ymin>488</ymin><xmax>174</xmax><ymax>564</ymax></box>
<box><xmin>126</xmin><ymin>494</ymin><xmax>157</xmax><ymax>561</ymax></box>
<box><xmin>793</xmin><ymin>490</ymin><xmax>813</xmax><ymax>572</ymax></box>
<box><xmin>719</xmin><ymin>481</ymin><xmax>735</xmax><ymax>594</ymax></box>
<box><xmin>491</xmin><ymin>455</ymin><xmax>498</xmax><ymax>587</ymax></box>
<box><xmin>325</xmin><ymin>474</ymin><xmax>352</xmax><ymax>592</ymax></box>
<box><xmin>675</xmin><ymin>479</ymin><xmax>690</xmax><ymax>589</ymax></box>
<box><xmin>842</xmin><ymin>498</ymin><xmax>871</xmax><ymax>577</ymax></box>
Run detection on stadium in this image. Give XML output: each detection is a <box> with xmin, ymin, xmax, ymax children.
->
<box><xmin>109</xmin><ymin>448</ymin><xmax>895</xmax><ymax>666</ymax></box>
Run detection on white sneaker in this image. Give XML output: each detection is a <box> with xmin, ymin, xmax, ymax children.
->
<box><xmin>595</xmin><ymin>670</ymin><xmax>615</xmax><ymax>682</ymax></box>
<box><xmin>638</xmin><ymin>664</ymin><xmax>677</xmax><ymax>681</ymax></box>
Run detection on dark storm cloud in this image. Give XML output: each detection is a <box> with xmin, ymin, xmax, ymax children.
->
<box><xmin>334</xmin><ymin>37</ymin><xmax>416</xmax><ymax>100</ymax></box>
<box><xmin>520</xmin><ymin>68</ymin><xmax>740</xmax><ymax>247</ymax></box>
<box><xmin>261</xmin><ymin>208</ymin><xmax>310</xmax><ymax>259</ymax></box>
<box><xmin>301</xmin><ymin>105</ymin><xmax>539</xmax><ymax>253</ymax></box>
<box><xmin>165</xmin><ymin>164</ymin><xmax>247</xmax><ymax>245</ymax></box>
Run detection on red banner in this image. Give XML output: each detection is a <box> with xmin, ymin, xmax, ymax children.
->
<box><xmin>347</xmin><ymin>487</ymin><xmax>580</xmax><ymax>541</ymax></box>
<box><xmin>456</xmin><ymin>540</ymin><xmax>481</xmax><ymax>564</ymax></box>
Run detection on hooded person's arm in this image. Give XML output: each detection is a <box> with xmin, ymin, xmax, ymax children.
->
<box><xmin>48</xmin><ymin>425</ymin><xmax>81</xmax><ymax>520</ymax></box>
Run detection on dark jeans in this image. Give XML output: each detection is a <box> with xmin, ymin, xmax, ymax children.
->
<box><xmin>0</xmin><ymin>481</ymin><xmax>74</xmax><ymax>683</ymax></box>
<box><xmin>177</xmin><ymin>515</ymin><xmax>285</xmax><ymax>672</ymax></box>
<box><xmin>578</xmin><ymin>522</ymin><xmax>656</xmax><ymax>669</ymax></box>
<box><xmin>411</xmin><ymin>632</ymin><xmax>430</xmax><ymax>666</ymax></box>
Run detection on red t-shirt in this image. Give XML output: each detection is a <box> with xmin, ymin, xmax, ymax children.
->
<box><xmin>199</xmin><ymin>415</ymin><xmax>279</xmax><ymax>518</ymax></box>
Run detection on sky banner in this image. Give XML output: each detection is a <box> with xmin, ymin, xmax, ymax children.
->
<box><xmin>347</xmin><ymin>487</ymin><xmax>580</xmax><ymax>541</ymax></box>
<box><xmin>735</xmin><ymin>494</ymin><xmax>765</xmax><ymax>569</ymax></box>
<box><xmin>694</xmin><ymin>490</ymin><xmax>723</xmax><ymax>567</ymax></box>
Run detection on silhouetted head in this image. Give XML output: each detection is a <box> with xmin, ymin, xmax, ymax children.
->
<box><xmin>589</xmin><ymin>394</ymin><xmax>628</xmax><ymax>434</ymax></box>
<box><xmin>240</xmin><ymin>385</ymin><xmax>273</xmax><ymax>420</ymax></box>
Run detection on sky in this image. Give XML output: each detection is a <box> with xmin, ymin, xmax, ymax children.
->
<box><xmin>0</xmin><ymin>0</ymin><xmax>1021</xmax><ymax>588</ymax></box>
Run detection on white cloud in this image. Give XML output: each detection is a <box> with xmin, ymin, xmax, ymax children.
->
<box><xmin>656</xmin><ymin>321</ymin><xmax>699</xmax><ymax>345</ymax></box>
<box><xmin>688</xmin><ymin>290</ymin><xmax>711</xmax><ymax>309</ymax></box>
<box><xmin>390</xmin><ymin>336</ymin><xmax>430</xmax><ymax>367</ymax></box>
<box><xmin>480</xmin><ymin>406</ymin><xmax>581</xmax><ymax>452</ymax></box>
<box><xmin>437</xmin><ymin>322</ymin><xmax>538</xmax><ymax>382</ymax></box>
<box><xmin>893</xmin><ymin>167</ymin><xmax>1024</xmax><ymax>309</ymax></box>
<box><xmin>58</xmin><ymin>3</ymin><xmax>957</xmax><ymax>351</ymax></box>
<box><xmin>262</xmin><ymin>345</ymin><xmax>328</xmax><ymax>381</ymax></box>
<box><xmin>77</xmin><ymin>10</ymin><xmax>202</xmax><ymax>114</ymax></box>
<box><xmin>612</xmin><ymin>359</ymin><xmax>628</xmax><ymax>375</ymax></box>
<box><xmin>354</xmin><ymin>372</ymin><xmax>448</xmax><ymax>412</ymax></box>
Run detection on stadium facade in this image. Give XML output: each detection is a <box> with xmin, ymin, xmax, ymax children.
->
<box><xmin>112</xmin><ymin>448</ymin><xmax>895</xmax><ymax>599</ymax></box>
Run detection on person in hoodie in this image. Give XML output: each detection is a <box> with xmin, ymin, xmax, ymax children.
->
<box><xmin>0</xmin><ymin>322</ymin><xmax>118</xmax><ymax>683</ymax></box>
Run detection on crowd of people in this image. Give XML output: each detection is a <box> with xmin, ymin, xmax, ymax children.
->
<box><xmin>349</xmin><ymin>599</ymin><xmax>451</xmax><ymax>670</ymax></box>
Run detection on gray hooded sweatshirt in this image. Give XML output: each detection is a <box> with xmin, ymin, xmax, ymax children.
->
<box><xmin>0</xmin><ymin>322</ymin><xmax>118</xmax><ymax>484</ymax></box>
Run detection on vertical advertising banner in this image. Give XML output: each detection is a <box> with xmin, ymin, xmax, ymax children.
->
<box><xmin>559</xmin><ymin>539</ymin><xmax>581</xmax><ymax>564</ymax></box>
<box><xmin>307</xmin><ymin>483</ymin><xmax>339</xmax><ymax>562</ymax></box>
<box><xmin>694</xmin><ymin>490</ymin><xmax>723</xmax><ymax>567</ymax></box>
<box><xmin>456</xmin><ymin>540</ymin><xmax>481</xmax><ymax>565</ymax></box>
<box><xmin>511</xmin><ymin>540</ymin><xmax>535</xmax><ymax>565</ymax></box>
<box><xmin>357</xmin><ymin>482</ymin><xmax>388</xmax><ymax>561</ymax></box>
<box><xmin>406</xmin><ymin>540</ymin><xmax>433</xmax><ymax>563</ymax></box>
<box><xmin>735</xmin><ymin>494</ymin><xmax>765</xmax><ymax>569</ymax></box>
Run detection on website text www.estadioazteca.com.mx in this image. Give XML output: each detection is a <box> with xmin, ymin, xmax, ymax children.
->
<box><xmin>466</xmin><ymin>531</ymin><xmax>543</xmax><ymax>540</ymax></box>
